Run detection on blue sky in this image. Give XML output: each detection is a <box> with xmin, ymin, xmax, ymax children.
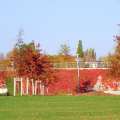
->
<box><xmin>0</xmin><ymin>0</ymin><xmax>120</xmax><ymax>57</ymax></box>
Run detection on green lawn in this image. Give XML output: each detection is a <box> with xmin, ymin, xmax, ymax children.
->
<box><xmin>0</xmin><ymin>96</ymin><xmax>120</xmax><ymax>120</ymax></box>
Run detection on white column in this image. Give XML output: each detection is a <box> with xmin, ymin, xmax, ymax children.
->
<box><xmin>32</xmin><ymin>79</ymin><xmax>34</xmax><ymax>95</ymax></box>
<box><xmin>43</xmin><ymin>84</ymin><xmax>45</xmax><ymax>95</ymax></box>
<box><xmin>14</xmin><ymin>78</ymin><xmax>16</xmax><ymax>96</ymax></box>
<box><xmin>21</xmin><ymin>78</ymin><xmax>23</xmax><ymax>96</ymax></box>
<box><xmin>26</xmin><ymin>78</ymin><xmax>29</xmax><ymax>95</ymax></box>
<box><xmin>35</xmin><ymin>81</ymin><xmax>37</xmax><ymax>95</ymax></box>
<box><xmin>40</xmin><ymin>81</ymin><xmax>42</xmax><ymax>95</ymax></box>
<box><xmin>41</xmin><ymin>83</ymin><xmax>44</xmax><ymax>95</ymax></box>
<box><xmin>76</xmin><ymin>54</ymin><xmax>80</xmax><ymax>93</ymax></box>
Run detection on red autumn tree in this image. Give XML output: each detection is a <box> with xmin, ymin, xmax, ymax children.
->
<box><xmin>109</xmin><ymin>35</ymin><xmax>120</xmax><ymax>79</ymax></box>
<box><xmin>11</xmin><ymin>40</ymin><xmax>56</xmax><ymax>86</ymax></box>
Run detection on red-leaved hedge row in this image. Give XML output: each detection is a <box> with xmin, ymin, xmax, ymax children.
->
<box><xmin>48</xmin><ymin>69</ymin><xmax>108</xmax><ymax>95</ymax></box>
<box><xmin>0</xmin><ymin>69</ymin><xmax>109</xmax><ymax>95</ymax></box>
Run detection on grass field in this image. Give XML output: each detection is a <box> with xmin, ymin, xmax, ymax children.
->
<box><xmin>0</xmin><ymin>96</ymin><xmax>120</xmax><ymax>120</ymax></box>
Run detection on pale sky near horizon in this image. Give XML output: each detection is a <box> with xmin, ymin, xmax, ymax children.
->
<box><xmin>0</xmin><ymin>0</ymin><xmax>120</xmax><ymax>57</ymax></box>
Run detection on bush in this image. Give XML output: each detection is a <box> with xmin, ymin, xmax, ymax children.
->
<box><xmin>6</xmin><ymin>77</ymin><xmax>13</xmax><ymax>96</ymax></box>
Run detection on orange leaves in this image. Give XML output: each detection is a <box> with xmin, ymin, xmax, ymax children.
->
<box><xmin>12</xmin><ymin>41</ymin><xmax>56</xmax><ymax>86</ymax></box>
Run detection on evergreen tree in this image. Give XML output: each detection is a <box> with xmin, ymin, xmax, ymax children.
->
<box><xmin>76</xmin><ymin>40</ymin><xmax>83</xmax><ymax>58</ymax></box>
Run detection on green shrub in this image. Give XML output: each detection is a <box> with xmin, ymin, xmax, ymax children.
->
<box><xmin>6</xmin><ymin>77</ymin><xmax>13</xmax><ymax>96</ymax></box>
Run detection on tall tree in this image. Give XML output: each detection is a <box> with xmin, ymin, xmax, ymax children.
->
<box><xmin>15</xmin><ymin>29</ymin><xmax>24</xmax><ymax>48</ymax></box>
<box><xmin>0</xmin><ymin>53</ymin><xmax>4</xmax><ymax>60</ymax></box>
<box><xmin>109</xmin><ymin>35</ymin><xmax>120</xmax><ymax>79</ymax></box>
<box><xmin>11</xmin><ymin>40</ymin><xmax>56</xmax><ymax>86</ymax></box>
<box><xmin>76</xmin><ymin>40</ymin><xmax>83</xmax><ymax>58</ymax></box>
<box><xmin>84</xmin><ymin>48</ymin><xmax>96</xmax><ymax>61</ymax></box>
<box><xmin>56</xmin><ymin>42</ymin><xmax>73</xmax><ymax>62</ymax></box>
<box><xmin>59</xmin><ymin>43</ymin><xmax>70</xmax><ymax>56</ymax></box>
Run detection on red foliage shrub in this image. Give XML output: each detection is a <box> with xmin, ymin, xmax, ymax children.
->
<box><xmin>0</xmin><ymin>69</ymin><xmax>109</xmax><ymax>95</ymax></box>
<box><xmin>48</xmin><ymin>69</ymin><xmax>108</xmax><ymax>95</ymax></box>
<box><xmin>0</xmin><ymin>71</ymin><xmax>6</xmax><ymax>84</ymax></box>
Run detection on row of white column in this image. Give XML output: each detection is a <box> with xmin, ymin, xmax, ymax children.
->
<box><xmin>13</xmin><ymin>78</ymin><xmax>45</xmax><ymax>96</ymax></box>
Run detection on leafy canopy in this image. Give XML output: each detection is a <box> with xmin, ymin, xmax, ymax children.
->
<box><xmin>12</xmin><ymin>39</ymin><xmax>56</xmax><ymax>86</ymax></box>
